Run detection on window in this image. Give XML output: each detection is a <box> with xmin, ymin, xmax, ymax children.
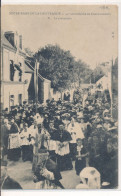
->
<box><xmin>19</xmin><ymin>70</ymin><xmax>22</xmax><ymax>82</ymax></box>
<box><xmin>9</xmin><ymin>95</ymin><xmax>14</xmax><ymax>108</ymax></box>
<box><xmin>10</xmin><ymin>60</ymin><xmax>22</xmax><ymax>82</ymax></box>
<box><xmin>18</xmin><ymin>62</ymin><xmax>22</xmax><ymax>82</ymax></box>
<box><xmin>10</xmin><ymin>60</ymin><xmax>15</xmax><ymax>81</ymax></box>
<box><xmin>18</xmin><ymin>94</ymin><xmax>22</xmax><ymax>105</ymax></box>
<box><xmin>14</xmin><ymin>67</ymin><xmax>19</xmax><ymax>82</ymax></box>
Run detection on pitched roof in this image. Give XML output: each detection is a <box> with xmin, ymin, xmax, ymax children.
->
<box><xmin>1</xmin><ymin>32</ymin><xmax>16</xmax><ymax>51</ymax></box>
<box><xmin>25</xmin><ymin>61</ymin><xmax>34</xmax><ymax>73</ymax></box>
<box><xmin>25</xmin><ymin>59</ymin><xmax>51</xmax><ymax>83</ymax></box>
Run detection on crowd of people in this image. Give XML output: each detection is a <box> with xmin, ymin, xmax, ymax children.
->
<box><xmin>1</xmin><ymin>87</ymin><xmax>118</xmax><ymax>189</ymax></box>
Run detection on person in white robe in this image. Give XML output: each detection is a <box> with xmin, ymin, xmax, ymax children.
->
<box><xmin>8</xmin><ymin>118</ymin><xmax>21</xmax><ymax>161</ymax></box>
<box><xmin>68</xmin><ymin>117</ymin><xmax>84</xmax><ymax>160</ymax></box>
<box><xmin>20</xmin><ymin>123</ymin><xmax>30</xmax><ymax>161</ymax></box>
<box><xmin>55</xmin><ymin>122</ymin><xmax>73</xmax><ymax>171</ymax></box>
<box><xmin>28</xmin><ymin>120</ymin><xmax>38</xmax><ymax>162</ymax></box>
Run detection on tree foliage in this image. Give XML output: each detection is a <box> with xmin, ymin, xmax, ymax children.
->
<box><xmin>35</xmin><ymin>45</ymin><xmax>92</xmax><ymax>91</ymax></box>
<box><xmin>24</xmin><ymin>47</ymin><xmax>34</xmax><ymax>57</ymax></box>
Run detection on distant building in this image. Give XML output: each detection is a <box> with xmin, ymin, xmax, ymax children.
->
<box><xmin>95</xmin><ymin>59</ymin><xmax>118</xmax><ymax>120</ymax></box>
<box><xmin>96</xmin><ymin>75</ymin><xmax>111</xmax><ymax>91</ymax></box>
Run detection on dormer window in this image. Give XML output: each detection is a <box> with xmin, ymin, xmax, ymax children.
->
<box><xmin>4</xmin><ymin>31</ymin><xmax>22</xmax><ymax>50</ymax></box>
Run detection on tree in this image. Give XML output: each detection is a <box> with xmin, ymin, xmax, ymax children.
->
<box><xmin>72</xmin><ymin>60</ymin><xmax>92</xmax><ymax>86</ymax></box>
<box><xmin>24</xmin><ymin>47</ymin><xmax>34</xmax><ymax>57</ymax></box>
<box><xmin>35</xmin><ymin>44</ymin><xmax>92</xmax><ymax>91</ymax></box>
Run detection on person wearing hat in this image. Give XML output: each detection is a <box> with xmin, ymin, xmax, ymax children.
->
<box><xmin>84</xmin><ymin>122</ymin><xmax>92</xmax><ymax>139</ymax></box>
<box><xmin>1</xmin><ymin>160</ymin><xmax>22</xmax><ymax>189</ymax></box>
<box><xmin>28</xmin><ymin>120</ymin><xmax>39</xmax><ymax>162</ymax></box>
<box><xmin>55</xmin><ymin>121</ymin><xmax>73</xmax><ymax>171</ymax></box>
<box><xmin>100</xmin><ymin>137</ymin><xmax>118</xmax><ymax>188</ymax></box>
<box><xmin>67</xmin><ymin>117</ymin><xmax>78</xmax><ymax>160</ymax></box>
<box><xmin>77</xmin><ymin>108</ymin><xmax>83</xmax><ymax>119</ymax></box>
<box><xmin>88</xmin><ymin>132</ymin><xmax>102</xmax><ymax>173</ymax></box>
<box><xmin>27</xmin><ymin>112</ymin><xmax>35</xmax><ymax>127</ymax></box>
<box><xmin>94</xmin><ymin>124</ymin><xmax>109</xmax><ymax>175</ymax></box>
<box><xmin>103</xmin><ymin>118</ymin><xmax>111</xmax><ymax>131</ymax></box>
<box><xmin>68</xmin><ymin>117</ymin><xmax>84</xmax><ymax>140</ymax></box>
<box><xmin>64</xmin><ymin>91</ymin><xmax>70</xmax><ymax>102</ymax></box>
<box><xmin>43</xmin><ymin>114</ymin><xmax>49</xmax><ymax>130</ymax></box>
<box><xmin>33</xmin><ymin>149</ymin><xmax>64</xmax><ymax>189</ymax></box>
<box><xmin>78</xmin><ymin>117</ymin><xmax>86</xmax><ymax>134</ymax></box>
<box><xmin>20</xmin><ymin>123</ymin><xmax>31</xmax><ymax>161</ymax></box>
<box><xmin>57</xmin><ymin>98</ymin><xmax>62</xmax><ymax>105</ymax></box>
<box><xmin>7</xmin><ymin>118</ymin><xmax>21</xmax><ymax>161</ymax></box>
<box><xmin>1</xmin><ymin>119</ymin><xmax>10</xmax><ymax>159</ymax></box>
<box><xmin>47</xmin><ymin>120</ymin><xmax>58</xmax><ymax>162</ymax></box>
<box><xmin>34</xmin><ymin>113</ymin><xmax>44</xmax><ymax>126</ymax></box>
<box><xmin>75</xmin><ymin>138</ymin><xmax>88</xmax><ymax>176</ymax></box>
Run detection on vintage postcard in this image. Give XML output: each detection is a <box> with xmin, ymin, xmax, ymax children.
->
<box><xmin>1</xmin><ymin>4</ymin><xmax>118</xmax><ymax>190</ymax></box>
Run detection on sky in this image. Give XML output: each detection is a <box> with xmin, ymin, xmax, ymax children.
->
<box><xmin>2</xmin><ymin>5</ymin><xmax>118</xmax><ymax>69</ymax></box>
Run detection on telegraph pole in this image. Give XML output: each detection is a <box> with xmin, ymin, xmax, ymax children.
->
<box><xmin>34</xmin><ymin>60</ymin><xmax>39</xmax><ymax>114</ymax></box>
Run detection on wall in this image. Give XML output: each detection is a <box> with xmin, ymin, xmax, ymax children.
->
<box><xmin>2</xmin><ymin>48</ymin><xmax>25</xmax><ymax>82</ymax></box>
<box><xmin>96</xmin><ymin>76</ymin><xmax>109</xmax><ymax>90</ymax></box>
<box><xmin>2</xmin><ymin>83</ymin><xmax>25</xmax><ymax>110</ymax></box>
<box><xmin>24</xmin><ymin>72</ymin><xmax>32</xmax><ymax>101</ymax></box>
<box><xmin>43</xmin><ymin>81</ymin><xmax>51</xmax><ymax>103</ymax></box>
<box><xmin>51</xmin><ymin>91</ymin><xmax>61</xmax><ymax>101</ymax></box>
<box><xmin>1</xmin><ymin>46</ymin><xmax>26</xmax><ymax>110</ymax></box>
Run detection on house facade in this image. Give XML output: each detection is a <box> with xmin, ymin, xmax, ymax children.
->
<box><xmin>1</xmin><ymin>31</ymin><xmax>52</xmax><ymax>111</ymax></box>
<box><xmin>1</xmin><ymin>31</ymin><xmax>27</xmax><ymax>111</ymax></box>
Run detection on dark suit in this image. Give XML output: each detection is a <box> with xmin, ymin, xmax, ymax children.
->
<box><xmin>34</xmin><ymin>158</ymin><xmax>64</xmax><ymax>189</ymax></box>
<box><xmin>1</xmin><ymin>125</ymin><xmax>9</xmax><ymax>148</ymax></box>
<box><xmin>1</xmin><ymin>124</ymin><xmax>9</xmax><ymax>156</ymax></box>
<box><xmin>2</xmin><ymin>176</ymin><xmax>22</xmax><ymax>189</ymax></box>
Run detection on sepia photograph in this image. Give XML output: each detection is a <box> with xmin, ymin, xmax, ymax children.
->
<box><xmin>1</xmin><ymin>4</ymin><xmax>118</xmax><ymax>190</ymax></box>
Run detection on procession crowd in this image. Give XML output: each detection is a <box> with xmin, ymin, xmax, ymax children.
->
<box><xmin>1</xmin><ymin>88</ymin><xmax>118</xmax><ymax>189</ymax></box>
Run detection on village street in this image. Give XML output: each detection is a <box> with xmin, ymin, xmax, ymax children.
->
<box><xmin>1</xmin><ymin>5</ymin><xmax>118</xmax><ymax>191</ymax></box>
<box><xmin>7</xmin><ymin>159</ymin><xmax>80</xmax><ymax>189</ymax></box>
